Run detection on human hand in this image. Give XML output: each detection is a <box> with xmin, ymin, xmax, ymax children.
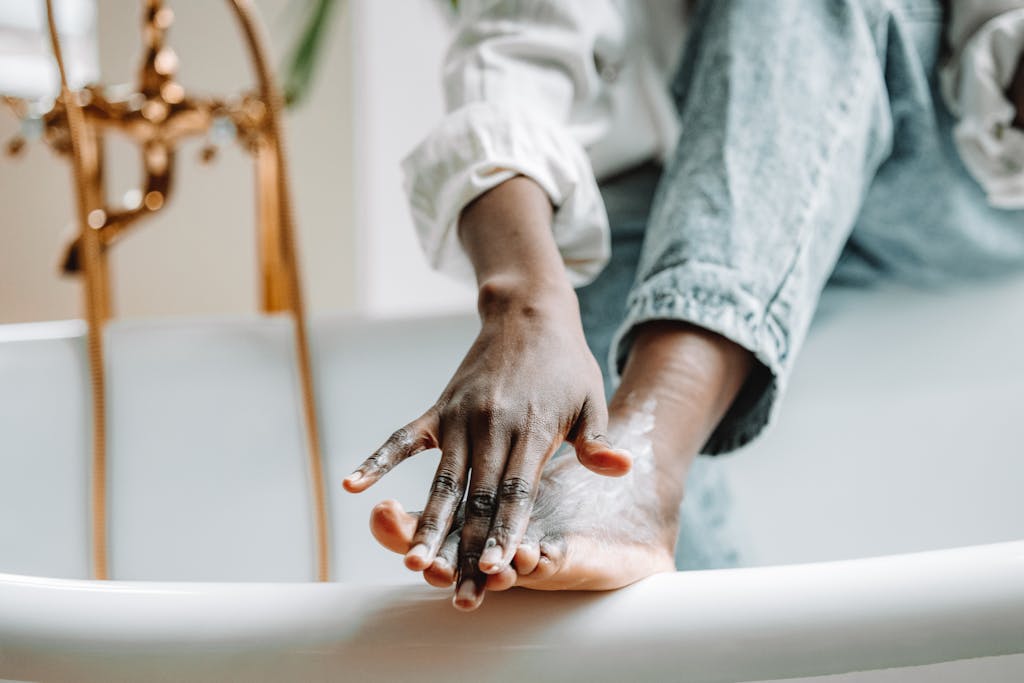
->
<box><xmin>366</xmin><ymin>398</ymin><xmax>686</xmax><ymax>607</ymax></box>
<box><xmin>345</xmin><ymin>295</ymin><xmax>631</xmax><ymax>608</ymax></box>
<box><xmin>363</xmin><ymin>319</ymin><xmax>756</xmax><ymax>610</ymax></box>
<box><xmin>343</xmin><ymin>177</ymin><xmax>632</xmax><ymax>611</ymax></box>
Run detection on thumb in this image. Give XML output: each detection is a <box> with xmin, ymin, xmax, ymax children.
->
<box><xmin>572</xmin><ymin>397</ymin><xmax>632</xmax><ymax>477</ymax></box>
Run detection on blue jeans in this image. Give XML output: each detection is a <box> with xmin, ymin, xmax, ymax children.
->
<box><xmin>576</xmin><ymin>0</ymin><xmax>1024</xmax><ymax>569</ymax></box>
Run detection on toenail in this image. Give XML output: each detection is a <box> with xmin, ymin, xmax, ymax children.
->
<box><xmin>405</xmin><ymin>544</ymin><xmax>430</xmax><ymax>570</ymax></box>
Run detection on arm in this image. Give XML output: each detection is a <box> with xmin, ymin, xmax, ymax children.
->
<box><xmin>346</xmin><ymin>176</ymin><xmax>629</xmax><ymax>611</ymax></box>
<box><xmin>346</xmin><ymin>1</ymin><xmax>640</xmax><ymax>611</ymax></box>
<box><xmin>402</xmin><ymin>0</ymin><xmax>630</xmax><ymax>288</ymax></box>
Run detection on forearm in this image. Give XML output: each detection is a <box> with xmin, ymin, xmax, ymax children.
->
<box><xmin>458</xmin><ymin>176</ymin><xmax>577</xmax><ymax>316</ymax></box>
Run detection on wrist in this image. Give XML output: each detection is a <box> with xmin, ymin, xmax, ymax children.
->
<box><xmin>476</xmin><ymin>274</ymin><xmax>578</xmax><ymax>324</ymax></box>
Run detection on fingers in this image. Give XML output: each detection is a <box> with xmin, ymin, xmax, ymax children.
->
<box><xmin>484</xmin><ymin>566</ymin><xmax>518</xmax><ymax>592</ymax></box>
<box><xmin>404</xmin><ymin>426</ymin><xmax>469</xmax><ymax>571</ymax></box>
<box><xmin>423</xmin><ymin>528</ymin><xmax>460</xmax><ymax>588</ymax></box>
<box><xmin>572</xmin><ymin>397</ymin><xmax>632</xmax><ymax>477</ymax></box>
<box><xmin>478</xmin><ymin>432</ymin><xmax>550</xmax><ymax>575</ymax></box>
<box><xmin>344</xmin><ymin>412</ymin><xmax>438</xmax><ymax>493</ymax></box>
<box><xmin>453</xmin><ymin>433</ymin><xmax>508</xmax><ymax>612</ymax></box>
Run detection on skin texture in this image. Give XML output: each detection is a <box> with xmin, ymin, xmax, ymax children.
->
<box><xmin>345</xmin><ymin>177</ymin><xmax>633</xmax><ymax>609</ymax></box>
<box><xmin>369</xmin><ymin>321</ymin><xmax>754</xmax><ymax>604</ymax></box>
<box><xmin>347</xmin><ymin>181</ymin><xmax>754</xmax><ymax>607</ymax></box>
<box><xmin>345</xmin><ymin>43</ymin><xmax>1024</xmax><ymax>610</ymax></box>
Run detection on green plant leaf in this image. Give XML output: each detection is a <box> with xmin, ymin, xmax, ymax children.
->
<box><xmin>282</xmin><ymin>0</ymin><xmax>338</xmax><ymax>108</ymax></box>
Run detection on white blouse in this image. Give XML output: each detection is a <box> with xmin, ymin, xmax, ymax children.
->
<box><xmin>402</xmin><ymin>0</ymin><xmax>1024</xmax><ymax>286</ymax></box>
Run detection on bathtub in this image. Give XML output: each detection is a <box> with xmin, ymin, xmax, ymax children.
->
<box><xmin>1</xmin><ymin>276</ymin><xmax>1023</xmax><ymax>682</ymax></box>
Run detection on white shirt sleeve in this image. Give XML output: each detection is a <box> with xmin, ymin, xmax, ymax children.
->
<box><xmin>941</xmin><ymin>2</ymin><xmax>1024</xmax><ymax>209</ymax></box>
<box><xmin>401</xmin><ymin>0</ymin><xmax>630</xmax><ymax>287</ymax></box>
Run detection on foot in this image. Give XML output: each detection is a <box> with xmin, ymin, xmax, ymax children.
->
<box><xmin>370</xmin><ymin>406</ymin><xmax>680</xmax><ymax>610</ymax></box>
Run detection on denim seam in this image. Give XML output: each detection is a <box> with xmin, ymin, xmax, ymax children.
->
<box><xmin>761</xmin><ymin>58</ymin><xmax>868</xmax><ymax>333</ymax></box>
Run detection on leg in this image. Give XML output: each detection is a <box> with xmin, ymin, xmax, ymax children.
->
<box><xmin>374</xmin><ymin>0</ymin><xmax>978</xmax><ymax>593</ymax></box>
<box><xmin>577</xmin><ymin>163</ymin><xmax>746</xmax><ymax>571</ymax></box>
<box><xmin>612</xmin><ymin>0</ymin><xmax>944</xmax><ymax>453</ymax></box>
<box><xmin>369</xmin><ymin>319</ymin><xmax>750</xmax><ymax>591</ymax></box>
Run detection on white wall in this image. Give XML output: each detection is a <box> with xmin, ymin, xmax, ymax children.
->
<box><xmin>0</xmin><ymin>0</ymin><xmax>355</xmax><ymax>323</ymax></box>
<box><xmin>351</xmin><ymin>0</ymin><xmax>475</xmax><ymax>316</ymax></box>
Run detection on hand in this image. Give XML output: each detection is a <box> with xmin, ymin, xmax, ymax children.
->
<box><xmin>346</xmin><ymin>291</ymin><xmax>630</xmax><ymax>609</ymax></box>
<box><xmin>366</xmin><ymin>322</ymin><xmax>757</xmax><ymax>609</ymax></box>
<box><xmin>343</xmin><ymin>177</ymin><xmax>632</xmax><ymax>611</ymax></box>
<box><xmin>1011</xmin><ymin>53</ymin><xmax>1024</xmax><ymax>129</ymax></box>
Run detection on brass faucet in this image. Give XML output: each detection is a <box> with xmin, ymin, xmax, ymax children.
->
<box><xmin>3</xmin><ymin>0</ymin><xmax>331</xmax><ymax>582</ymax></box>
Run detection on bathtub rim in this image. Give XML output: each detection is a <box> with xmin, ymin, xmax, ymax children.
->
<box><xmin>1</xmin><ymin>539</ymin><xmax>1022</xmax><ymax>683</ymax></box>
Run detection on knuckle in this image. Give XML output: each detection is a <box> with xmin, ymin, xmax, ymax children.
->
<box><xmin>415</xmin><ymin>517</ymin><xmax>442</xmax><ymax>535</ymax></box>
<box><xmin>499</xmin><ymin>476</ymin><xmax>533</xmax><ymax>504</ymax></box>
<box><xmin>488</xmin><ymin>522</ymin><xmax>513</xmax><ymax>543</ymax></box>
<box><xmin>386</xmin><ymin>427</ymin><xmax>411</xmax><ymax>447</ymax></box>
<box><xmin>469</xmin><ymin>402</ymin><xmax>500</xmax><ymax>429</ymax></box>
<box><xmin>442</xmin><ymin>397</ymin><xmax>473</xmax><ymax>422</ymax></box>
<box><xmin>521</xmin><ymin>404</ymin><xmax>544</xmax><ymax>432</ymax></box>
<box><xmin>518</xmin><ymin>415</ymin><xmax>557</xmax><ymax>444</ymax></box>
<box><xmin>430</xmin><ymin>471</ymin><xmax>462</xmax><ymax>497</ymax></box>
<box><xmin>363</xmin><ymin>452</ymin><xmax>390</xmax><ymax>473</ymax></box>
<box><xmin>466</xmin><ymin>490</ymin><xmax>498</xmax><ymax>519</ymax></box>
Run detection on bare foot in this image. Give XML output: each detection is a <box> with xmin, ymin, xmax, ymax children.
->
<box><xmin>369</xmin><ymin>322</ymin><xmax>754</xmax><ymax>611</ymax></box>
<box><xmin>370</xmin><ymin>409</ymin><xmax>679</xmax><ymax>610</ymax></box>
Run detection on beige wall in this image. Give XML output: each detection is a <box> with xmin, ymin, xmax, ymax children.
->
<box><xmin>0</xmin><ymin>1</ymin><xmax>354</xmax><ymax>324</ymax></box>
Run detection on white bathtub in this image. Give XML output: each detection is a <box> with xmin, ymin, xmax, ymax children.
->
<box><xmin>1</xmin><ymin>276</ymin><xmax>1023</xmax><ymax>682</ymax></box>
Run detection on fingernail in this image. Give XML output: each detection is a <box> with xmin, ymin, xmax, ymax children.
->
<box><xmin>345</xmin><ymin>472</ymin><xmax>363</xmax><ymax>484</ymax></box>
<box><xmin>479</xmin><ymin>543</ymin><xmax>503</xmax><ymax>573</ymax></box>
<box><xmin>404</xmin><ymin>543</ymin><xmax>429</xmax><ymax>570</ymax></box>
<box><xmin>453</xmin><ymin>581</ymin><xmax>479</xmax><ymax>611</ymax></box>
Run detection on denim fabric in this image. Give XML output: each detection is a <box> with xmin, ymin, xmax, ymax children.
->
<box><xmin>576</xmin><ymin>0</ymin><xmax>1024</xmax><ymax>569</ymax></box>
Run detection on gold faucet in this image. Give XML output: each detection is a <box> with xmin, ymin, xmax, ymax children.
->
<box><xmin>3</xmin><ymin>0</ymin><xmax>331</xmax><ymax>582</ymax></box>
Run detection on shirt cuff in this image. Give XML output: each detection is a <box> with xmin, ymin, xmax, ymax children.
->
<box><xmin>401</xmin><ymin>101</ymin><xmax>611</xmax><ymax>287</ymax></box>
<box><xmin>940</xmin><ymin>9</ymin><xmax>1024</xmax><ymax>209</ymax></box>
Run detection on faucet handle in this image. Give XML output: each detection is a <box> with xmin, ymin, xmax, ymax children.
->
<box><xmin>5</xmin><ymin>111</ymin><xmax>44</xmax><ymax>157</ymax></box>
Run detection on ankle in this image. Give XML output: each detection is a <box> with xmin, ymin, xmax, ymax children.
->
<box><xmin>607</xmin><ymin>321</ymin><xmax>753</xmax><ymax>486</ymax></box>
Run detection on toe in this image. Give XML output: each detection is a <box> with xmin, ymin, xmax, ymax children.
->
<box><xmin>369</xmin><ymin>500</ymin><xmax>418</xmax><ymax>554</ymax></box>
<box><xmin>528</xmin><ymin>539</ymin><xmax>565</xmax><ymax>581</ymax></box>
<box><xmin>485</xmin><ymin>567</ymin><xmax>518</xmax><ymax>592</ymax></box>
<box><xmin>423</xmin><ymin>558</ymin><xmax>455</xmax><ymax>587</ymax></box>
<box><xmin>422</xmin><ymin>529</ymin><xmax>459</xmax><ymax>587</ymax></box>
<box><xmin>512</xmin><ymin>542</ymin><xmax>540</xmax><ymax>576</ymax></box>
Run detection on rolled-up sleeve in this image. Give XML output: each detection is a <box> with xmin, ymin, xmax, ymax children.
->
<box><xmin>941</xmin><ymin>3</ymin><xmax>1024</xmax><ymax>209</ymax></box>
<box><xmin>401</xmin><ymin>0</ymin><xmax>627</xmax><ymax>286</ymax></box>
